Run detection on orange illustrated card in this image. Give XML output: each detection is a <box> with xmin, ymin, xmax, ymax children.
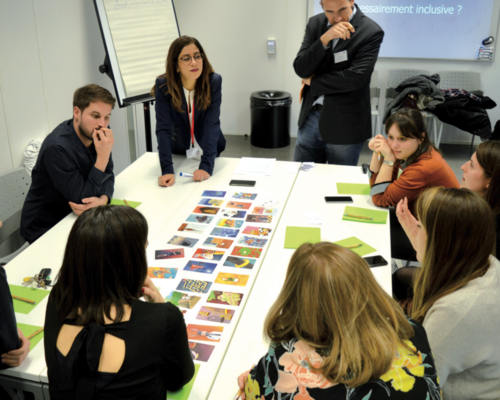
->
<box><xmin>225</xmin><ymin>201</ymin><xmax>252</xmax><ymax>210</ymax></box>
<box><xmin>186</xmin><ymin>324</ymin><xmax>223</xmax><ymax>342</ymax></box>
<box><xmin>215</xmin><ymin>272</ymin><xmax>249</xmax><ymax>287</ymax></box>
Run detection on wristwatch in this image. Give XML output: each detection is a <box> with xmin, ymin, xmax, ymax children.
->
<box><xmin>383</xmin><ymin>159</ymin><xmax>395</xmax><ymax>167</ymax></box>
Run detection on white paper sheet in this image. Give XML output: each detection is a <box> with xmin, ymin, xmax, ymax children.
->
<box><xmin>233</xmin><ymin>157</ymin><xmax>276</xmax><ymax>176</ymax></box>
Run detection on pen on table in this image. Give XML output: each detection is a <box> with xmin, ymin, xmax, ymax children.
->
<box><xmin>344</xmin><ymin>213</ymin><xmax>373</xmax><ymax>221</ymax></box>
<box><xmin>124</xmin><ymin>199</ymin><xmax>131</xmax><ymax>207</ymax></box>
<box><xmin>346</xmin><ymin>244</ymin><xmax>362</xmax><ymax>249</ymax></box>
<box><xmin>27</xmin><ymin>327</ymin><xmax>44</xmax><ymax>340</ymax></box>
<box><xmin>180</xmin><ymin>172</ymin><xmax>194</xmax><ymax>177</ymax></box>
<box><xmin>12</xmin><ymin>295</ymin><xmax>36</xmax><ymax>305</ymax></box>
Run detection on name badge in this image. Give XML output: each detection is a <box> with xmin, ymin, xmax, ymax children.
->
<box><xmin>334</xmin><ymin>50</ymin><xmax>348</xmax><ymax>63</ymax></box>
<box><xmin>186</xmin><ymin>146</ymin><xmax>202</xmax><ymax>159</ymax></box>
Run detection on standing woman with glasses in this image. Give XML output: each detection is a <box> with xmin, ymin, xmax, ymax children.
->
<box><xmin>152</xmin><ymin>36</ymin><xmax>225</xmax><ymax>187</ymax></box>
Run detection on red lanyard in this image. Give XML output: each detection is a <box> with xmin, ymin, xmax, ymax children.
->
<box><xmin>187</xmin><ymin>91</ymin><xmax>195</xmax><ymax>148</ymax></box>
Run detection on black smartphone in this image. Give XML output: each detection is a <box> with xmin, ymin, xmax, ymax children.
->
<box><xmin>229</xmin><ymin>180</ymin><xmax>256</xmax><ymax>187</ymax></box>
<box><xmin>363</xmin><ymin>255</ymin><xmax>388</xmax><ymax>268</ymax></box>
<box><xmin>325</xmin><ymin>196</ymin><xmax>353</xmax><ymax>203</ymax></box>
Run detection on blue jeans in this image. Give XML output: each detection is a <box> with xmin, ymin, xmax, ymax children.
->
<box><xmin>294</xmin><ymin>110</ymin><xmax>364</xmax><ymax>166</ymax></box>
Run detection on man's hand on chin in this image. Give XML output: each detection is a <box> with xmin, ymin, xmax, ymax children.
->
<box><xmin>69</xmin><ymin>195</ymin><xmax>108</xmax><ymax>216</ymax></box>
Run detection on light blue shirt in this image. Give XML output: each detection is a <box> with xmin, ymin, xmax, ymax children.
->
<box><xmin>313</xmin><ymin>5</ymin><xmax>357</xmax><ymax>106</ymax></box>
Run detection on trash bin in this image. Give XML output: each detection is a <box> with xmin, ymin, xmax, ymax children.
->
<box><xmin>250</xmin><ymin>91</ymin><xmax>292</xmax><ymax>148</ymax></box>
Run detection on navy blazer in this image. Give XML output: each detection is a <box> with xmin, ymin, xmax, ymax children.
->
<box><xmin>294</xmin><ymin>5</ymin><xmax>384</xmax><ymax>145</ymax></box>
<box><xmin>154</xmin><ymin>73</ymin><xmax>225</xmax><ymax>176</ymax></box>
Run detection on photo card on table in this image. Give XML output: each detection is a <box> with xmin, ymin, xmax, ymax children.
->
<box><xmin>183</xmin><ymin>260</ymin><xmax>217</xmax><ymax>274</ymax></box>
<box><xmin>242</xmin><ymin>226</ymin><xmax>272</xmax><ymax>237</ymax></box>
<box><xmin>216</xmin><ymin>218</ymin><xmax>243</xmax><ymax>228</ymax></box>
<box><xmin>193</xmin><ymin>248</ymin><xmax>225</xmax><ymax>261</ymax></box>
<box><xmin>225</xmin><ymin>201</ymin><xmax>252</xmax><ymax>210</ymax></box>
<box><xmin>231</xmin><ymin>246</ymin><xmax>262</xmax><ymax>259</ymax></box>
<box><xmin>203</xmin><ymin>237</ymin><xmax>234</xmax><ymax>249</ymax></box>
<box><xmin>176</xmin><ymin>279</ymin><xmax>212</xmax><ymax>294</ymax></box>
<box><xmin>223</xmin><ymin>256</ymin><xmax>256</xmax><ymax>270</ymax></box>
<box><xmin>245</xmin><ymin>214</ymin><xmax>273</xmax><ymax>223</ymax></box>
<box><xmin>237</xmin><ymin>235</ymin><xmax>268</xmax><ymax>248</ymax></box>
<box><xmin>193</xmin><ymin>206</ymin><xmax>219</xmax><ymax>215</ymax></box>
<box><xmin>202</xmin><ymin>190</ymin><xmax>226</xmax><ymax>198</ymax></box>
<box><xmin>178</xmin><ymin>223</ymin><xmax>207</xmax><ymax>234</ymax></box>
<box><xmin>187</xmin><ymin>324</ymin><xmax>223</xmax><ymax>342</ymax></box>
<box><xmin>207</xmin><ymin>290</ymin><xmax>244</xmax><ymax>306</ymax></box>
<box><xmin>210</xmin><ymin>227</ymin><xmax>239</xmax><ymax>238</ymax></box>
<box><xmin>188</xmin><ymin>341</ymin><xmax>215</xmax><ymax>362</ymax></box>
<box><xmin>196</xmin><ymin>306</ymin><xmax>235</xmax><ymax>324</ymax></box>
<box><xmin>215</xmin><ymin>272</ymin><xmax>249</xmax><ymax>286</ymax></box>
<box><xmin>220</xmin><ymin>209</ymin><xmax>247</xmax><ymax>219</ymax></box>
<box><xmin>147</xmin><ymin>267</ymin><xmax>178</xmax><ymax>279</ymax></box>
<box><xmin>186</xmin><ymin>214</ymin><xmax>214</xmax><ymax>224</ymax></box>
<box><xmin>198</xmin><ymin>198</ymin><xmax>224</xmax><ymax>207</ymax></box>
<box><xmin>168</xmin><ymin>236</ymin><xmax>199</xmax><ymax>248</ymax></box>
<box><xmin>155</xmin><ymin>248</ymin><xmax>185</xmax><ymax>260</ymax></box>
<box><xmin>232</xmin><ymin>192</ymin><xmax>257</xmax><ymax>200</ymax></box>
<box><xmin>166</xmin><ymin>291</ymin><xmax>201</xmax><ymax>309</ymax></box>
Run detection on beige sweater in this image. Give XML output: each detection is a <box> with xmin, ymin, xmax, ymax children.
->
<box><xmin>423</xmin><ymin>256</ymin><xmax>500</xmax><ymax>399</ymax></box>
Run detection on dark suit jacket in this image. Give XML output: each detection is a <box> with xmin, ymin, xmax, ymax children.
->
<box><xmin>294</xmin><ymin>5</ymin><xmax>384</xmax><ymax>145</ymax></box>
<box><xmin>154</xmin><ymin>73</ymin><xmax>226</xmax><ymax>176</ymax></box>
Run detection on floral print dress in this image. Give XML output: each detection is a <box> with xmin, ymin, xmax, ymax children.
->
<box><xmin>245</xmin><ymin>319</ymin><xmax>441</xmax><ymax>400</ymax></box>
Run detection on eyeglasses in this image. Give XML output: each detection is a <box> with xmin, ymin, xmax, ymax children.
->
<box><xmin>178</xmin><ymin>53</ymin><xmax>204</xmax><ymax>65</ymax></box>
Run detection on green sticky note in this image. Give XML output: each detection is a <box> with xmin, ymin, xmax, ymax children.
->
<box><xmin>342</xmin><ymin>206</ymin><xmax>388</xmax><ymax>224</ymax></box>
<box><xmin>333</xmin><ymin>236</ymin><xmax>376</xmax><ymax>257</ymax></box>
<box><xmin>9</xmin><ymin>285</ymin><xmax>50</xmax><ymax>314</ymax></box>
<box><xmin>110</xmin><ymin>199</ymin><xmax>142</xmax><ymax>208</ymax></box>
<box><xmin>17</xmin><ymin>323</ymin><xmax>44</xmax><ymax>351</ymax></box>
<box><xmin>284</xmin><ymin>227</ymin><xmax>321</xmax><ymax>249</ymax></box>
<box><xmin>336</xmin><ymin>183</ymin><xmax>371</xmax><ymax>195</ymax></box>
<box><xmin>168</xmin><ymin>363</ymin><xmax>200</xmax><ymax>400</ymax></box>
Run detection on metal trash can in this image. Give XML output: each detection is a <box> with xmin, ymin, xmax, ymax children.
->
<box><xmin>250</xmin><ymin>91</ymin><xmax>292</xmax><ymax>148</ymax></box>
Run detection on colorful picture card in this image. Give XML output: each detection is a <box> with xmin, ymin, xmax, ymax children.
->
<box><xmin>210</xmin><ymin>227</ymin><xmax>239</xmax><ymax>238</ymax></box>
<box><xmin>207</xmin><ymin>290</ymin><xmax>243</xmax><ymax>306</ymax></box>
<box><xmin>183</xmin><ymin>260</ymin><xmax>217</xmax><ymax>274</ymax></box>
<box><xmin>186</xmin><ymin>214</ymin><xmax>214</xmax><ymax>224</ymax></box>
<box><xmin>196</xmin><ymin>306</ymin><xmax>235</xmax><ymax>324</ymax></box>
<box><xmin>225</xmin><ymin>201</ymin><xmax>252</xmax><ymax>210</ymax></box>
<box><xmin>168</xmin><ymin>236</ymin><xmax>199</xmax><ymax>248</ymax></box>
<box><xmin>243</xmin><ymin>226</ymin><xmax>272</xmax><ymax>237</ymax></box>
<box><xmin>187</xmin><ymin>324</ymin><xmax>223</xmax><ymax>342</ymax></box>
<box><xmin>215</xmin><ymin>272</ymin><xmax>249</xmax><ymax>287</ymax></box>
<box><xmin>251</xmin><ymin>206</ymin><xmax>279</xmax><ymax>216</ymax></box>
<box><xmin>237</xmin><ymin>235</ymin><xmax>268</xmax><ymax>248</ymax></box>
<box><xmin>231</xmin><ymin>246</ymin><xmax>262</xmax><ymax>259</ymax></box>
<box><xmin>223</xmin><ymin>256</ymin><xmax>256</xmax><ymax>270</ymax></box>
<box><xmin>166</xmin><ymin>291</ymin><xmax>201</xmax><ymax>309</ymax></box>
<box><xmin>178</xmin><ymin>223</ymin><xmax>206</xmax><ymax>234</ymax></box>
<box><xmin>202</xmin><ymin>190</ymin><xmax>226</xmax><ymax>198</ymax></box>
<box><xmin>189</xmin><ymin>341</ymin><xmax>215</xmax><ymax>362</ymax></box>
<box><xmin>220</xmin><ymin>209</ymin><xmax>247</xmax><ymax>218</ymax></box>
<box><xmin>203</xmin><ymin>237</ymin><xmax>234</xmax><ymax>249</ymax></box>
<box><xmin>155</xmin><ymin>248</ymin><xmax>185</xmax><ymax>260</ymax></box>
<box><xmin>193</xmin><ymin>248</ymin><xmax>225</xmax><ymax>261</ymax></box>
<box><xmin>216</xmin><ymin>218</ymin><xmax>243</xmax><ymax>228</ymax></box>
<box><xmin>232</xmin><ymin>192</ymin><xmax>257</xmax><ymax>200</ymax></box>
<box><xmin>246</xmin><ymin>214</ymin><xmax>273</xmax><ymax>223</ymax></box>
<box><xmin>198</xmin><ymin>198</ymin><xmax>224</xmax><ymax>207</ymax></box>
<box><xmin>193</xmin><ymin>206</ymin><xmax>219</xmax><ymax>215</ymax></box>
<box><xmin>148</xmin><ymin>267</ymin><xmax>178</xmax><ymax>279</ymax></box>
<box><xmin>176</xmin><ymin>279</ymin><xmax>212</xmax><ymax>294</ymax></box>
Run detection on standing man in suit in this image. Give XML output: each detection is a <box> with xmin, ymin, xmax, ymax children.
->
<box><xmin>294</xmin><ymin>0</ymin><xmax>384</xmax><ymax>165</ymax></box>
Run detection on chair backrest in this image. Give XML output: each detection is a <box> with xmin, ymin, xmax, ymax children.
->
<box><xmin>438</xmin><ymin>71</ymin><xmax>482</xmax><ymax>94</ymax></box>
<box><xmin>370</xmin><ymin>70</ymin><xmax>380</xmax><ymax>108</ymax></box>
<box><xmin>0</xmin><ymin>168</ymin><xmax>31</xmax><ymax>242</ymax></box>
<box><xmin>388</xmin><ymin>69</ymin><xmax>431</xmax><ymax>89</ymax></box>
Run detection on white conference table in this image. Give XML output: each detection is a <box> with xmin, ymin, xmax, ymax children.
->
<box><xmin>210</xmin><ymin>163</ymin><xmax>391</xmax><ymax>399</ymax></box>
<box><xmin>1</xmin><ymin>154</ymin><xmax>391</xmax><ymax>400</ymax></box>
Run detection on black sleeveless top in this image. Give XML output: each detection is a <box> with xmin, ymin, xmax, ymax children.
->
<box><xmin>44</xmin><ymin>296</ymin><xmax>194</xmax><ymax>400</ymax></box>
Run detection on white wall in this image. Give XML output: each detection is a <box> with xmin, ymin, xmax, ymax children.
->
<box><xmin>1</xmin><ymin>0</ymin><xmax>499</xmax><ymax>177</ymax></box>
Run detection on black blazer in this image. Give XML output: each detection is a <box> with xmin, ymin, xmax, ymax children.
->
<box><xmin>294</xmin><ymin>5</ymin><xmax>384</xmax><ymax>145</ymax></box>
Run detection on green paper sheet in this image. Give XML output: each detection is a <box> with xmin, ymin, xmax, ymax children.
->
<box><xmin>334</xmin><ymin>236</ymin><xmax>376</xmax><ymax>257</ymax></box>
<box><xmin>342</xmin><ymin>206</ymin><xmax>388</xmax><ymax>224</ymax></box>
<box><xmin>284</xmin><ymin>227</ymin><xmax>321</xmax><ymax>249</ymax></box>
<box><xmin>17</xmin><ymin>323</ymin><xmax>44</xmax><ymax>351</ymax></box>
<box><xmin>336</xmin><ymin>183</ymin><xmax>371</xmax><ymax>195</ymax></box>
<box><xmin>168</xmin><ymin>363</ymin><xmax>200</xmax><ymax>400</ymax></box>
<box><xmin>9</xmin><ymin>285</ymin><xmax>50</xmax><ymax>314</ymax></box>
<box><xmin>110</xmin><ymin>199</ymin><xmax>142</xmax><ymax>208</ymax></box>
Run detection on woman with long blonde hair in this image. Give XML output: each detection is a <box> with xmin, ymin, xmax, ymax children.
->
<box><xmin>397</xmin><ymin>187</ymin><xmax>500</xmax><ymax>399</ymax></box>
<box><xmin>237</xmin><ymin>242</ymin><xmax>440</xmax><ymax>399</ymax></box>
